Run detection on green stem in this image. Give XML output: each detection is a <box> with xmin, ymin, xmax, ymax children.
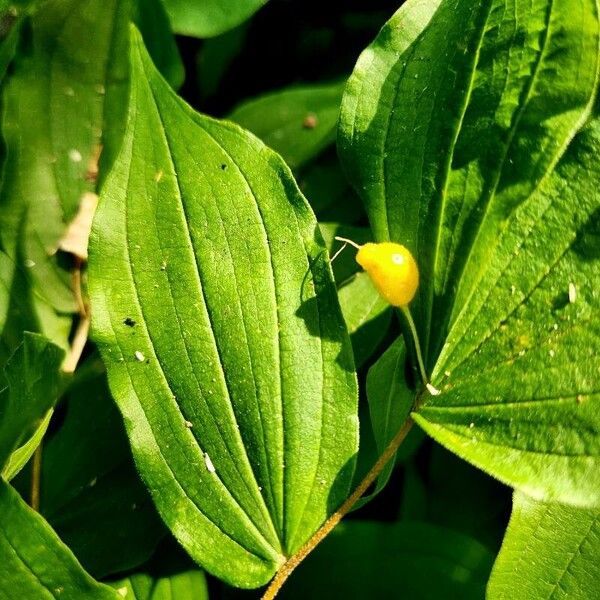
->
<box><xmin>400</xmin><ymin>305</ymin><xmax>428</xmax><ymax>385</ymax></box>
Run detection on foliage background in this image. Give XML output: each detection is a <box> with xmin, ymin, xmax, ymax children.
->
<box><xmin>0</xmin><ymin>0</ymin><xmax>598</xmax><ymax>598</ymax></box>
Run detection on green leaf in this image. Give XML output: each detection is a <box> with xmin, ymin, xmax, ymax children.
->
<box><xmin>2</xmin><ymin>408</ymin><xmax>51</xmax><ymax>481</ymax></box>
<box><xmin>40</xmin><ymin>371</ymin><xmax>166</xmax><ymax>578</ymax></box>
<box><xmin>340</xmin><ymin>0</ymin><xmax>600</xmax><ymax>507</ymax></box>
<box><xmin>488</xmin><ymin>492</ymin><xmax>600</xmax><ymax>599</ymax></box>
<box><xmin>133</xmin><ymin>0</ymin><xmax>184</xmax><ymax>90</ymax></box>
<box><xmin>161</xmin><ymin>0</ymin><xmax>268</xmax><ymax>38</ymax></box>
<box><xmin>110</xmin><ymin>569</ymin><xmax>209</xmax><ymax>600</ymax></box>
<box><xmin>281</xmin><ymin>520</ymin><xmax>495</xmax><ymax>599</ymax></box>
<box><xmin>229</xmin><ymin>81</ymin><xmax>346</xmax><ymax>170</ymax></box>
<box><xmin>364</xmin><ymin>337</ymin><xmax>413</xmax><ymax>494</ymax></box>
<box><xmin>0</xmin><ymin>479</ymin><xmax>119</xmax><ymax>599</ymax></box>
<box><xmin>0</xmin><ymin>239</ymin><xmax>71</xmax><ymax>362</ymax></box>
<box><xmin>339</xmin><ymin>0</ymin><xmax>600</xmax><ymax>362</ymax></box>
<box><xmin>0</xmin><ymin>332</ymin><xmax>64</xmax><ymax>473</ymax></box>
<box><xmin>415</xmin><ymin>117</ymin><xmax>600</xmax><ymax>508</ymax></box>
<box><xmin>0</xmin><ymin>0</ymin><xmax>131</xmax><ymax>313</ymax></box>
<box><xmin>0</xmin><ymin>252</ymin><xmax>13</xmax><ymax>334</ymax></box>
<box><xmin>88</xmin><ymin>29</ymin><xmax>358</xmax><ymax>588</ymax></box>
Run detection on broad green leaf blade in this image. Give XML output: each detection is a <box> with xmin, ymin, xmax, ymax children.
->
<box><xmin>282</xmin><ymin>521</ymin><xmax>494</xmax><ymax>599</ymax></box>
<box><xmin>0</xmin><ymin>0</ymin><xmax>131</xmax><ymax>313</ymax></box>
<box><xmin>89</xmin><ymin>30</ymin><xmax>358</xmax><ymax>588</ymax></box>
<box><xmin>229</xmin><ymin>82</ymin><xmax>346</xmax><ymax>169</ymax></box>
<box><xmin>110</xmin><ymin>569</ymin><xmax>209</xmax><ymax>600</ymax></box>
<box><xmin>415</xmin><ymin>116</ymin><xmax>600</xmax><ymax>508</ymax></box>
<box><xmin>488</xmin><ymin>492</ymin><xmax>600</xmax><ymax>599</ymax></box>
<box><xmin>364</xmin><ymin>337</ymin><xmax>413</xmax><ymax>495</ymax></box>
<box><xmin>0</xmin><ymin>251</ymin><xmax>13</xmax><ymax>333</ymax></box>
<box><xmin>41</xmin><ymin>372</ymin><xmax>165</xmax><ymax>578</ymax></box>
<box><xmin>133</xmin><ymin>0</ymin><xmax>184</xmax><ymax>90</ymax></box>
<box><xmin>2</xmin><ymin>408</ymin><xmax>52</xmax><ymax>481</ymax></box>
<box><xmin>0</xmin><ymin>332</ymin><xmax>64</xmax><ymax>472</ymax></box>
<box><xmin>0</xmin><ymin>479</ymin><xmax>119</xmax><ymax>599</ymax></box>
<box><xmin>161</xmin><ymin>0</ymin><xmax>267</xmax><ymax>38</ymax></box>
<box><xmin>339</xmin><ymin>0</ymin><xmax>600</xmax><ymax>365</ymax></box>
<box><xmin>0</xmin><ymin>238</ymin><xmax>71</xmax><ymax>362</ymax></box>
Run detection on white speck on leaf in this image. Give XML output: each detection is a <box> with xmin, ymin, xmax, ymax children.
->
<box><xmin>68</xmin><ymin>148</ymin><xmax>82</xmax><ymax>162</ymax></box>
<box><xmin>204</xmin><ymin>453</ymin><xmax>216</xmax><ymax>473</ymax></box>
<box><xmin>185</xmin><ymin>420</ymin><xmax>193</xmax><ymax>428</ymax></box>
<box><xmin>117</xmin><ymin>587</ymin><xmax>128</xmax><ymax>598</ymax></box>
<box><xmin>24</xmin><ymin>258</ymin><xmax>35</xmax><ymax>268</ymax></box>
<box><xmin>568</xmin><ymin>282</ymin><xmax>577</xmax><ymax>303</ymax></box>
<box><xmin>134</xmin><ymin>351</ymin><xmax>145</xmax><ymax>362</ymax></box>
<box><xmin>426</xmin><ymin>383</ymin><xmax>441</xmax><ymax>396</ymax></box>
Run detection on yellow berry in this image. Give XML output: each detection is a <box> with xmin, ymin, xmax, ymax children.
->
<box><xmin>355</xmin><ymin>242</ymin><xmax>419</xmax><ymax>307</ymax></box>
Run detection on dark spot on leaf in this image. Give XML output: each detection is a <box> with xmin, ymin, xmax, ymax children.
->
<box><xmin>221</xmin><ymin>164</ymin><xmax>227</xmax><ymax>170</ymax></box>
<box><xmin>302</xmin><ymin>113</ymin><xmax>318</xmax><ymax>129</ymax></box>
<box><xmin>124</xmin><ymin>317</ymin><xmax>136</xmax><ymax>327</ymax></box>
<box><xmin>551</xmin><ymin>292</ymin><xmax>570</xmax><ymax>312</ymax></box>
<box><xmin>572</xmin><ymin>206</ymin><xmax>600</xmax><ymax>262</ymax></box>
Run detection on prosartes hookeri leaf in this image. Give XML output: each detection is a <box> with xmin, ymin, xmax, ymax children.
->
<box><xmin>88</xmin><ymin>28</ymin><xmax>358</xmax><ymax>588</ymax></box>
<box><xmin>339</xmin><ymin>0</ymin><xmax>600</xmax><ymax>508</ymax></box>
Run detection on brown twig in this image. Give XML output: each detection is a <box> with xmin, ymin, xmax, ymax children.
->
<box><xmin>29</xmin><ymin>260</ymin><xmax>90</xmax><ymax>510</ymax></box>
<box><xmin>261</xmin><ymin>417</ymin><xmax>414</xmax><ymax>600</ymax></box>
<box><xmin>29</xmin><ymin>443</ymin><xmax>43</xmax><ymax>511</ymax></box>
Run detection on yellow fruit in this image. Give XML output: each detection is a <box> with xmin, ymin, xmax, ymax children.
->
<box><xmin>355</xmin><ymin>242</ymin><xmax>419</xmax><ymax>307</ymax></box>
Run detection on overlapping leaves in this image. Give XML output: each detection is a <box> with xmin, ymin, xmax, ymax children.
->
<box><xmin>340</xmin><ymin>0</ymin><xmax>600</xmax><ymax>508</ymax></box>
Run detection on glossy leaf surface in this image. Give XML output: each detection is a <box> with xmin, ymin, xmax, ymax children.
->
<box><xmin>488</xmin><ymin>492</ymin><xmax>600</xmax><ymax>599</ymax></box>
<box><xmin>0</xmin><ymin>479</ymin><xmax>118</xmax><ymax>599</ymax></box>
<box><xmin>0</xmin><ymin>0</ymin><xmax>131</xmax><ymax>313</ymax></box>
<box><xmin>161</xmin><ymin>0</ymin><xmax>268</xmax><ymax>38</ymax></box>
<box><xmin>0</xmin><ymin>332</ymin><xmax>63</xmax><ymax>474</ymax></box>
<box><xmin>340</xmin><ymin>0</ymin><xmax>600</xmax><ymax>508</ymax></box>
<box><xmin>89</xmin><ymin>30</ymin><xmax>358</xmax><ymax>588</ymax></box>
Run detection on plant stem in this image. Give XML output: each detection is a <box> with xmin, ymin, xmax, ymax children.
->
<box><xmin>30</xmin><ymin>443</ymin><xmax>43</xmax><ymax>511</ymax></box>
<box><xmin>62</xmin><ymin>311</ymin><xmax>91</xmax><ymax>374</ymax></box>
<box><xmin>261</xmin><ymin>417</ymin><xmax>414</xmax><ymax>600</ymax></box>
<box><xmin>400</xmin><ymin>305</ymin><xmax>428</xmax><ymax>385</ymax></box>
<box><xmin>29</xmin><ymin>262</ymin><xmax>90</xmax><ymax>510</ymax></box>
